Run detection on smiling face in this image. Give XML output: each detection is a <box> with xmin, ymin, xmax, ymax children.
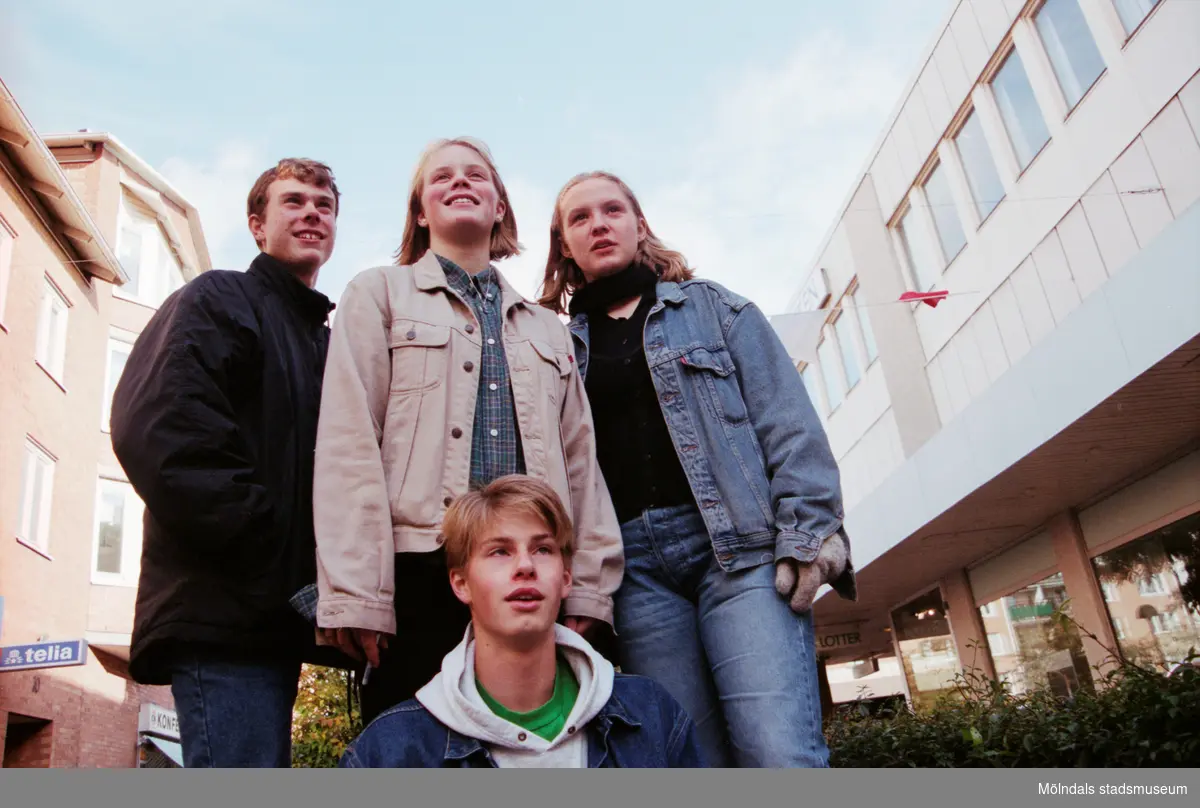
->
<box><xmin>557</xmin><ymin>177</ymin><xmax>646</xmax><ymax>283</ymax></box>
<box><xmin>449</xmin><ymin>510</ymin><xmax>573</xmax><ymax>646</ymax></box>
<box><xmin>415</xmin><ymin>143</ymin><xmax>506</xmax><ymax>247</ymax></box>
<box><xmin>248</xmin><ymin>177</ymin><xmax>338</xmax><ymax>278</ymax></box>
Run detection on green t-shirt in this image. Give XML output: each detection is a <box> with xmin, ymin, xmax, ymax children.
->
<box><xmin>477</xmin><ymin>654</ymin><xmax>580</xmax><ymax>742</ymax></box>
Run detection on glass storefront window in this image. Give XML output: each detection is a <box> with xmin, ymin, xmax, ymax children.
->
<box><xmin>978</xmin><ymin>572</ymin><xmax>1094</xmax><ymax>698</ymax></box>
<box><xmin>891</xmin><ymin>588</ymin><xmax>961</xmax><ymax>710</ymax></box>
<box><xmin>1092</xmin><ymin>511</ymin><xmax>1200</xmax><ymax>671</ymax></box>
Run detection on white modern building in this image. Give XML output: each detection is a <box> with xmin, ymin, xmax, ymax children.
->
<box><xmin>797</xmin><ymin>0</ymin><xmax>1200</xmax><ymax>709</ymax></box>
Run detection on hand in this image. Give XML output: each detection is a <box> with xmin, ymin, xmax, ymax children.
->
<box><xmin>774</xmin><ymin>532</ymin><xmax>849</xmax><ymax>614</ymax></box>
<box><xmin>332</xmin><ymin>627</ymin><xmax>388</xmax><ymax>668</ymax></box>
<box><xmin>564</xmin><ymin>616</ymin><xmax>598</xmax><ymax>638</ymax></box>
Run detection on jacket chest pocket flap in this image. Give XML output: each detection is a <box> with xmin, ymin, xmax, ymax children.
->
<box><xmin>678</xmin><ymin>345</ymin><xmax>748</xmax><ymax>423</ymax></box>
<box><xmin>529</xmin><ymin>338</ymin><xmax>573</xmax><ymax>401</ymax></box>
<box><xmin>389</xmin><ymin>321</ymin><xmax>452</xmax><ymax>393</ymax></box>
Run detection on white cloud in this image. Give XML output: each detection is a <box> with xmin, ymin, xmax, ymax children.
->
<box><xmin>160</xmin><ymin>142</ymin><xmax>264</xmax><ymax>270</ymax></box>
<box><xmin>639</xmin><ymin>30</ymin><xmax>913</xmax><ymax>315</ymax></box>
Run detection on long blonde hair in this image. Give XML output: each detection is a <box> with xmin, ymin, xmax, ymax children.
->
<box><xmin>395</xmin><ymin>137</ymin><xmax>521</xmax><ymax>266</ymax></box>
<box><xmin>539</xmin><ymin>171</ymin><xmax>693</xmax><ymax>314</ymax></box>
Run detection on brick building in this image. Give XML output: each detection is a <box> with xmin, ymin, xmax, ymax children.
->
<box><xmin>0</xmin><ymin>76</ymin><xmax>210</xmax><ymax>767</ymax></box>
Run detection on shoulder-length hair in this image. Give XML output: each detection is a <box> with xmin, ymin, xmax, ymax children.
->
<box><xmin>538</xmin><ymin>171</ymin><xmax>693</xmax><ymax>314</ymax></box>
<box><xmin>395</xmin><ymin>137</ymin><xmax>521</xmax><ymax>266</ymax></box>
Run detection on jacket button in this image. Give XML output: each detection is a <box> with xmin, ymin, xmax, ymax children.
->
<box><xmin>465</xmin><ymin>324</ymin><xmax>475</xmax><ymax>334</ymax></box>
<box><xmin>406</xmin><ymin>329</ymin><xmax>417</xmax><ymax>340</ymax></box>
<box><xmin>463</xmin><ymin>361</ymin><xmax>474</xmax><ymax>372</ymax></box>
<box><xmin>567</xmin><ymin>726</ymin><xmax>576</xmax><ymax>735</ymax></box>
<box><xmin>451</xmin><ymin>427</ymin><xmax>463</xmax><ymax>439</ymax></box>
<box><xmin>443</xmin><ymin>496</ymin><xmax>453</xmax><ymax>507</ymax></box>
<box><xmin>518</xmin><ymin>732</ymin><xmax>527</xmax><ymax>742</ymax></box>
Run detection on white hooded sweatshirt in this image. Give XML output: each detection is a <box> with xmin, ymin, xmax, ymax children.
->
<box><xmin>415</xmin><ymin>623</ymin><xmax>616</xmax><ymax>768</ymax></box>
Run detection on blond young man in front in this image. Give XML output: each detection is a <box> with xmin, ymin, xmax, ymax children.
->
<box><xmin>338</xmin><ymin>475</ymin><xmax>705</xmax><ymax>768</ymax></box>
<box><xmin>313</xmin><ymin>138</ymin><xmax>623</xmax><ymax>725</ymax></box>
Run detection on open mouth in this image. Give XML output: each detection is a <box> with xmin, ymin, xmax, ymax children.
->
<box><xmin>444</xmin><ymin>193</ymin><xmax>479</xmax><ymax>208</ymax></box>
<box><xmin>294</xmin><ymin>230</ymin><xmax>325</xmax><ymax>242</ymax></box>
<box><xmin>591</xmin><ymin>239</ymin><xmax>617</xmax><ymax>252</ymax></box>
<box><xmin>506</xmin><ymin>588</ymin><xmax>544</xmax><ymax>609</ymax></box>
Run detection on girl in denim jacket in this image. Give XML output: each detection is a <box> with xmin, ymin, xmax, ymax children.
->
<box><xmin>538</xmin><ymin>171</ymin><xmax>857</xmax><ymax>768</ymax></box>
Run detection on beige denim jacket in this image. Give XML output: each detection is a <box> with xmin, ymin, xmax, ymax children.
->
<box><xmin>313</xmin><ymin>250</ymin><xmax>624</xmax><ymax>635</ymax></box>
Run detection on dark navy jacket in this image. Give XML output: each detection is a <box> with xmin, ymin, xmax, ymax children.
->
<box><xmin>339</xmin><ymin>674</ymin><xmax>708</xmax><ymax>768</ymax></box>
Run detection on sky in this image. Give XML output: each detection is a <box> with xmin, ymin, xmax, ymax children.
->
<box><xmin>2</xmin><ymin>0</ymin><xmax>950</xmax><ymax>312</ymax></box>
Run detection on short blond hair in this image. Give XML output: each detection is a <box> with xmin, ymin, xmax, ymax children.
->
<box><xmin>395</xmin><ymin>137</ymin><xmax>521</xmax><ymax>266</ymax></box>
<box><xmin>441</xmin><ymin>476</ymin><xmax>575</xmax><ymax>571</ymax></box>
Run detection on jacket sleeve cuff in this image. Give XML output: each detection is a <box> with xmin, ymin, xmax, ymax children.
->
<box><xmin>774</xmin><ymin>529</ymin><xmax>823</xmax><ymax>565</ymax></box>
<box><xmin>563</xmin><ymin>590</ymin><xmax>615</xmax><ymax>627</ymax></box>
<box><xmin>775</xmin><ymin>529</ymin><xmax>859</xmax><ymax>603</ymax></box>
<box><xmin>316</xmin><ymin>596</ymin><xmax>397</xmax><ymax>635</ymax></box>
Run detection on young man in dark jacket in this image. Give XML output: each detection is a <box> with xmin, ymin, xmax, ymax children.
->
<box><xmin>111</xmin><ymin>158</ymin><xmax>343</xmax><ymax>768</ymax></box>
<box><xmin>339</xmin><ymin>476</ymin><xmax>706</xmax><ymax>768</ymax></box>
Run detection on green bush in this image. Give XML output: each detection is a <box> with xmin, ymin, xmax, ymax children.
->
<box><xmin>291</xmin><ymin>664</ymin><xmax>362</xmax><ymax>768</ymax></box>
<box><xmin>827</xmin><ymin>646</ymin><xmax>1200</xmax><ymax>767</ymax></box>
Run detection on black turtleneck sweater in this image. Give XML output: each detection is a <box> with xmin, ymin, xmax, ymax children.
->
<box><xmin>583</xmin><ymin>289</ymin><xmax>696</xmax><ymax>525</ymax></box>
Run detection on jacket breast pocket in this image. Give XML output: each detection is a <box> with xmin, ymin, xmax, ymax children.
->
<box><xmin>389</xmin><ymin>321</ymin><xmax>451</xmax><ymax>394</ymax></box>
<box><xmin>679</xmin><ymin>345</ymin><xmax>748</xmax><ymax>424</ymax></box>
<box><xmin>529</xmin><ymin>338</ymin><xmax>572</xmax><ymax>405</ymax></box>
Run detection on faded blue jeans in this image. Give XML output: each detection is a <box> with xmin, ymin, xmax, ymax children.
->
<box><xmin>613</xmin><ymin>504</ymin><xmax>830</xmax><ymax>768</ymax></box>
<box><xmin>169</xmin><ymin>648</ymin><xmax>301</xmax><ymax>768</ymax></box>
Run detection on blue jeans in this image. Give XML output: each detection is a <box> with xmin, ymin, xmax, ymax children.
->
<box><xmin>613</xmin><ymin>504</ymin><xmax>829</xmax><ymax>768</ymax></box>
<box><xmin>169</xmin><ymin>648</ymin><xmax>301</xmax><ymax>768</ymax></box>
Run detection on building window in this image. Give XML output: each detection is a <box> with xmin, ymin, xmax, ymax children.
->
<box><xmin>93</xmin><ymin>477</ymin><xmax>145</xmax><ymax>585</ymax></box>
<box><xmin>35</xmin><ymin>278</ymin><xmax>70</xmax><ymax>384</ymax></box>
<box><xmin>851</xmin><ymin>292</ymin><xmax>878</xmax><ymax>363</ymax></box>
<box><xmin>1138</xmin><ymin>573</ymin><xmax>1168</xmax><ymax>597</ymax></box>
<box><xmin>115</xmin><ymin>195</ymin><xmax>185</xmax><ymax>308</ymax></box>
<box><xmin>897</xmin><ymin>206</ymin><xmax>941</xmax><ymax>292</ymax></box>
<box><xmin>0</xmin><ymin>218</ymin><xmax>14</xmax><ymax>326</ymax></box>
<box><xmin>833</xmin><ymin>313</ymin><xmax>862</xmax><ymax>390</ymax></box>
<box><xmin>987</xmin><ymin>632</ymin><xmax>1011</xmax><ymax>657</ymax></box>
<box><xmin>922</xmin><ymin>162</ymin><xmax>967</xmax><ymax>264</ymax></box>
<box><xmin>800</xmin><ymin>364</ymin><xmax>823</xmax><ymax>415</ymax></box>
<box><xmin>990</xmin><ymin>49</ymin><xmax>1051</xmax><ymax>171</ymax></box>
<box><xmin>1101</xmin><ymin>580</ymin><xmax>1121</xmax><ymax>602</ymax></box>
<box><xmin>954</xmin><ymin>111</ymin><xmax>1005</xmax><ymax>221</ymax></box>
<box><xmin>1112</xmin><ymin>0</ymin><xmax>1161</xmax><ymax>37</ymax></box>
<box><xmin>891</xmin><ymin>589</ymin><xmax>961</xmax><ymax>711</ymax></box>
<box><xmin>103</xmin><ymin>333</ymin><xmax>135</xmax><ymax>431</ymax></box>
<box><xmin>1092</xmin><ymin>511</ymin><xmax>1200</xmax><ymax>671</ymax></box>
<box><xmin>1035</xmin><ymin>0</ymin><xmax>1106</xmax><ymax>111</ymax></box>
<box><xmin>979</xmin><ymin>601</ymin><xmax>997</xmax><ymax>618</ymax></box>
<box><xmin>817</xmin><ymin>336</ymin><xmax>845</xmax><ymax>411</ymax></box>
<box><xmin>17</xmin><ymin>439</ymin><xmax>56</xmax><ymax>556</ymax></box>
<box><xmin>978</xmin><ymin>572</ymin><xmax>1094</xmax><ymax>698</ymax></box>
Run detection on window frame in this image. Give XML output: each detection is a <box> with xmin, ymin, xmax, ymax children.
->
<box><xmin>16</xmin><ymin>437</ymin><xmax>56</xmax><ymax>558</ymax></box>
<box><xmin>952</xmin><ymin>108</ymin><xmax>1007</xmax><ymax>225</ymax></box>
<box><xmin>1032</xmin><ymin>0</ymin><xmax>1108</xmax><ymax>114</ymax></box>
<box><xmin>102</xmin><ymin>331</ymin><xmax>137</xmax><ymax>432</ymax></box>
<box><xmin>35</xmin><ymin>276</ymin><xmax>71</xmax><ymax>388</ymax></box>
<box><xmin>921</xmin><ymin>160</ymin><xmax>969</xmax><ymax>267</ymax></box>
<box><xmin>988</xmin><ymin>46</ymin><xmax>1053</xmax><ymax>174</ymax></box>
<box><xmin>91</xmin><ymin>474</ymin><xmax>145</xmax><ymax>586</ymax></box>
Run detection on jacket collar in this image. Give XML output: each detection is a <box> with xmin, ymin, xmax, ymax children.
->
<box><xmin>411</xmin><ymin>249</ymin><xmax>530</xmax><ymax>317</ymax></box>
<box><xmin>247</xmin><ymin>252</ymin><xmax>334</xmax><ymax>325</ymax></box>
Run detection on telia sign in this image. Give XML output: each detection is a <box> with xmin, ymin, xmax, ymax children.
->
<box><xmin>0</xmin><ymin>639</ymin><xmax>88</xmax><ymax>671</ymax></box>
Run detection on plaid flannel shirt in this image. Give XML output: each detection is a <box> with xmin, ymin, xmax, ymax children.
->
<box><xmin>437</xmin><ymin>256</ymin><xmax>526</xmax><ymax>488</ymax></box>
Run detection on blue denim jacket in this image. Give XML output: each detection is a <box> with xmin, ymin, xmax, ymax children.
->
<box><xmin>338</xmin><ymin>674</ymin><xmax>708</xmax><ymax>768</ymax></box>
<box><xmin>569</xmin><ymin>279</ymin><xmax>856</xmax><ymax>598</ymax></box>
